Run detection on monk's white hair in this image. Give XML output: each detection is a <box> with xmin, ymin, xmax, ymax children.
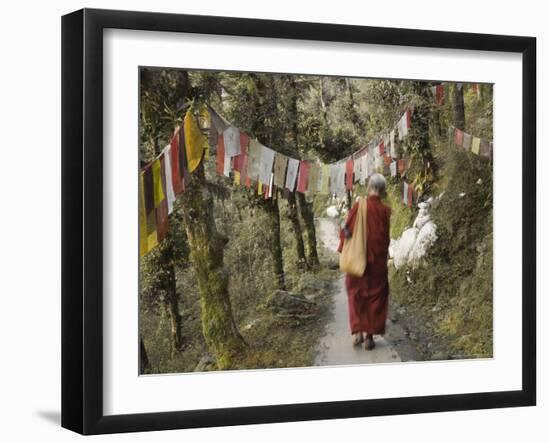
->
<box><xmin>368</xmin><ymin>173</ymin><xmax>387</xmax><ymax>194</ymax></box>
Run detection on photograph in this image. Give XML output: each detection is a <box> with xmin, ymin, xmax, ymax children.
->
<box><xmin>138</xmin><ymin>67</ymin><xmax>494</xmax><ymax>375</ymax></box>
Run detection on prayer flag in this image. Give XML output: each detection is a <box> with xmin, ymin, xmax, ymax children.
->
<box><xmin>353</xmin><ymin>156</ymin><xmax>361</xmax><ymax>182</ymax></box>
<box><xmin>222</xmin><ymin>125</ymin><xmax>241</xmax><ymax>157</ymax></box>
<box><xmin>403</xmin><ymin>182</ymin><xmax>408</xmax><ymax>205</ymax></box>
<box><xmin>390</xmin><ymin>161</ymin><xmax>397</xmax><ymax>177</ymax></box>
<box><xmin>480</xmin><ymin>139</ymin><xmax>492</xmax><ymax>159</ymax></box>
<box><xmin>257</xmin><ymin>181</ymin><xmax>263</xmax><ymax>195</ymax></box>
<box><xmin>378</xmin><ymin>140</ymin><xmax>385</xmax><ymax>156</ymax></box>
<box><xmin>184</xmin><ymin>109</ymin><xmax>206</xmax><ymax>173</ymax></box>
<box><xmin>156</xmin><ymin>156</ymin><xmax>170</xmax><ymax>241</ymax></box>
<box><xmin>162</xmin><ymin>145</ymin><xmax>176</xmax><ymax>214</ymax></box>
<box><xmin>359</xmin><ymin>154</ymin><xmax>368</xmax><ymax>185</ymax></box>
<box><xmin>398</xmin><ymin>159</ymin><xmax>405</xmax><ymax>175</ymax></box>
<box><xmin>169</xmin><ymin>132</ymin><xmax>183</xmax><ymax>195</ymax></box>
<box><xmin>139</xmin><ymin>172</ymin><xmax>149</xmax><ymax>256</ymax></box>
<box><xmin>223</xmin><ymin>153</ymin><xmax>231</xmax><ymax>177</ymax></box>
<box><xmin>234</xmin><ymin>171</ymin><xmax>241</xmax><ymax>185</ymax></box>
<box><xmin>216</xmin><ymin>135</ymin><xmax>226</xmax><ymax>175</ymax></box>
<box><xmin>285</xmin><ymin>158</ymin><xmax>300</xmax><ymax>192</ymax></box>
<box><xmin>208</xmin><ymin>105</ymin><xmax>228</xmax><ymax>133</ymax></box>
<box><xmin>462</xmin><ymin>132</ymin><xmax>472</xmax><ymax>151</ymax></box>
<box><xmin>471</xmin><ymin>137</ymin><xmax>481</xmax><ymax>155</ymax></box>
<box><xmin>390</xmin><ymin>129</ymin><xmax>396</xmax><ymax>158</ymax></box>
<box><xmin>142</xmin><ymin>165</ymin><xmax>158</xmax><ymax>252</ymax></box>
<box><xmin>345</xmin><ymin>159</ymin><xmax>354</xmax><ymax>190</ymax></box>
<box><xmin>454</xmin><ymin>128</ymin><xmax>464</xmax><ymax>146</ymax></box>
<box><xmin>407</xmin><ymin>182</ymin><xmax>414</xmax><ymax>208</ymax></box>
<box><xmin>259</xmin><ymin>145</ymin><xmax>275</xmax><ymax>185</ymax></box>
<box><xmin>330</xmin><ymin>163</ymin><xmax>346</xmax><ymax>197</ymax></box>
<box><xmin>152</xmin><ymin>158</ymin><xmax>165</xmax><ymax>208</ymax></box>
<box><xmin>320</xmin><ymin>164</ymin><xmax>330</xmax><ymax>194</ymax></box>
<box><xmin>297</xmin><ymin>161</ymin><xmax>310</xmax><ymax>193</ymax></box>
<box><xmin>308</xmin><ymin>163</ymin><xmax>320</xmax><ymax>194</ymax></box>
<box><xmin>273</xmin><ymin>153</ymin><xmax>288</xmax><ymax>188</ymax></box>
<box><xmin>247</xmin><ymin>139</ymin><xmax>263</xmax><ymax>181</ymax></box>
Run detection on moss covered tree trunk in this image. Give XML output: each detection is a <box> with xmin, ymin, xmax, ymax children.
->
<box><xmin>286</xmin><ymin>193</ymin><xmax>307</xmax><ymax>270</ymax></box>
<box><xmin>296</xmin><ymin>193</ymin><xmax>320</xmax><ymax>268</ymax></box>
<box><xmin>452</xmin><ymin>84</ymin><xmax>466</xmax><ymax>130</ymax></box>
<box><xmin>180</xmin><ymin>164</ymin><xmax>245</xmax><ymax>369</ymax></box>
<box><xmin>165</xmin><ymin>265</ymin><xmax>182</xmax><ymax>356</ymax></box>
<box><xmin>261</xmin><ymin>197</ymin><xmax>286</xmax><ymax>289</ymax></box>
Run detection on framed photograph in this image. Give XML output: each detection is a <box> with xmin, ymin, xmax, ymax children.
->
<box><xmin>61</xmin><ymin>8</ymin><xmax>536</xmax><ymax>435</ymax></box>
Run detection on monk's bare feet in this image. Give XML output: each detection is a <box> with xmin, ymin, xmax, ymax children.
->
<box><xmin>352</xmin><ymin>333</ymin><xmax>364</xmax><ymax>346</ymax></box>
<box><xmin>365</xmin><ymin>334</ymin><xmax>375</xmax><ymax>350</ymax></box>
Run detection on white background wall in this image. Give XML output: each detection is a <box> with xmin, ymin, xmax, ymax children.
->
<box><xmin>0</xmin><ymin>0</ymin><xmax>546</xmax><ymax>441</ymax></box>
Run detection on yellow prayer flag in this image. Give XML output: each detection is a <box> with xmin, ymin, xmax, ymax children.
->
<box><xmin>152</xmin><ymin>159</ymin><xmax>165</xmax><ymax>208</ymax></box>
<box><xmin>184</xmin><ymin>109</ymin><xmax>206</xmax><ymax>173</ymax></box>
<box><xmin>320</xmin><ymin>164</ymin><xmax>330</xmax><ymax>194</ymax></box>
<box><xmin>471</xmin><ymin>137</ymin><xmax>481</xmax><ymax>155</ymax></box>
<box><xmin>139</xmin><ymin>173</ymin><xmax>148</xmax><ymax>256</ymax></box>
<box><xmin>234</xmin><ymin>171</ymin><xmax>241</xmax><ymax>185</ymax></box>
<box><xmin>257</xmin><ymin>181</ymin><xmax>262</xmax><ymax>195</ymax></box>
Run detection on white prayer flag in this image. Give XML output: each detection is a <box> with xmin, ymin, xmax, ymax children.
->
<box><xmin>247</xmin><ymin>139</ymin><xmax>263</xmax><ymax>180</ymax></box>
<box><xmin>403</xmin><ymin>182</ymin><xmax>408</xmax><ymax>205</ymax></box>
<box><xmin>390</xmin><ymin>129</ymin><xmax>396</xmax><ymax>158</ymax></box>
<box><xmin>259</xmin><ymin>145</ymin><xmax>275</xmax><ymax>185</ymax></box>
<box><xmin>285</xmin><ymin>158</ymin><xmax>300</xmax><ymax>191</ymax></box>
<box><xmin>162</xmin><ymin>145</ymin><xmax>176</xmax><ymax>214</ymax></box>
<box><xmin>223</xmin><ymin>125</ymin><xmax>241</xmax><ymax>157</ymax></box>
<box><xmin>390</xmin><ymin>161</ymin><xmax>397</xmax><ymax>177</ymax></box>
<box><xmin>223</xmin><ymin>153</ymin><xmax>231</xmax><ymax>177</ymax></box>
<box><xmin>359</xmin><ymin>154</ymin><xmax>368</xmax><ymax>185</ymax></box>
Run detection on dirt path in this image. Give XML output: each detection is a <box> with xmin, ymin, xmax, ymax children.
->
<box><xmin>314</xmin><ymin>218</ymin><xmax>416</xmax><ymax>366</ymax></box>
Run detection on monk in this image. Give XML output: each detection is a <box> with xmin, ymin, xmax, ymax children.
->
<box><xmin>337</xmin><ymin>173</ymin><xmax>391</xmax><ymax>350</ymax></box>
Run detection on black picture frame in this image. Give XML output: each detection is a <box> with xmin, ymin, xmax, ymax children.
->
<box><xmin>61</xmin><ymin>8</ymin><xmax>536</xmax><ymax>435</ymax></box>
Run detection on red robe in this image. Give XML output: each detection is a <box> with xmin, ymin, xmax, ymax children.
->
<box><xmin>338</xmin><ymin>196</ymin><xmax>391</xmax><ymax>335</ymax></box>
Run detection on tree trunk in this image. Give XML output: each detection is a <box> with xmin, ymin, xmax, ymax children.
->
<box><xmin>140</xmin><ymin>337</ymin><xmax>151</xmax><ymax>374</ymax></box>
<box><xmin>180</xmin><ymin>163</ymin><xmax>245</xmax><ymax>369</ymax></box>
<box><xmin>296</xmin><ymin>193</ymin><xmax>320</xmax><ymax>269</ymax></box>
<box><xmin>286</xmin><ymin>193</ymin><xmax>307</xmax><ymax>270</ymax></box>
<box><xmin>261</xmin><ymin>196</ymin><xmax>286</xmax><ymax>289</ymax></box>
<box><xmin>165</xmin><ymin>265</ymin><xmax>182</xmax><ymax>356</ymax></box>
<box><xmin>452</xmin><ymin>83</ymin><xmax>466</xmax><ymax>130</ymax></box>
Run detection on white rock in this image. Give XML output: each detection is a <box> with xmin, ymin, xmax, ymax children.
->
<box><xmin>326</xmin><ymin>206</ymin><xmax>339</xmax><ymax>218</ymax></box>
<box><xmin>409</xmin><ymin>221</ymin><xmax>438</xmax><ymax>267</ymax></box>
<box><xmin>459</xmin><ymin>192</ymin><xmax>466</xmax><ymax>198</ymax></box>
<box><xmin>393</xmin><ymin>227</ymin><xmax>419</xmax><ymax>269</ymax></box>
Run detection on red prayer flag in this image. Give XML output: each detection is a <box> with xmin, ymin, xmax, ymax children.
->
<box><xmin>454</xmin><ymin>128</ymin><xmax>464</xmax><ymax>146</ymax></box>
<box><xmin>240</xmin><ymin>132</ymin><xmax>250</xmax><ymax>151</ymax></box>
<box><xmin>383</xmin><ymin>154</ymin><xmax>392</xmax><ymax>166</ymax></box>
<box><xmin>397</xmin><ymin>159</ymin><xmax>405</xmax><ymax>174</ymax></box>
<box><xmin>407</xmin><ymin>182</ymin><xmax>414</xmax><ymax>208</ymax></box>
<box><xmin>169</xmin><ymin>133</ymin><xmax>184</xmax><ymax>195</ymax></box>
<box><xmin>296</xmin><ymin>160</ymin><xmax>310</xmax><ymax>193</ymax></box>
<box><xmin>345</xmin><ymin>159</ymin><xmax>354</xmax><ymax>191</ymax></box>
<box><xmin>406</xmin><ymin>109</ymin><xmax>411</xmax><ymax>129</ymax></box>
<box><xmin>216</xmin><ymin>134</ymin><xmax>225</xmax><ymax>175</ymax></box>
<box><xmin>378</xmin><ymin>140</ymin><xmax>385</xmax><ymax>156</ymax></box>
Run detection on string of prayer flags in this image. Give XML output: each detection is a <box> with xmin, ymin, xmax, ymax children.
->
<box><xmin>285</xmin><ymin>158</ymin><xmax>300</xmax><ymax>191</ymax></box>
<box><xmin>259</xmin><ymin>145</ymin><xmax>276</xmax><ymax>185</ymax></box>
<box><xmin>273</xmin><ymin>153</ymin><xmax>288</xmax><ymax>188</ymax></box>
<box><xmin>222</xmin><ymin>125</ymin><xmax>241</xmax><ymax>157</ymax></box>
<box><xmin>296</xmin><ymin>160</ymin><xmax>310</xmax><ymax>193</ymax></box>
<box><xmin>183</xmin><ymin>109</ymin><xmax>206</xmax><ymax>173</ymax></box>
<box><xmin>345</xmin><ymin>159</ymin><xmax>354</xmax><ymax>191</ymax></box>
<box><xmin>451</xmin><ymin>125</ymin><xmax>493</xmax><ymax>160</ymax></box>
